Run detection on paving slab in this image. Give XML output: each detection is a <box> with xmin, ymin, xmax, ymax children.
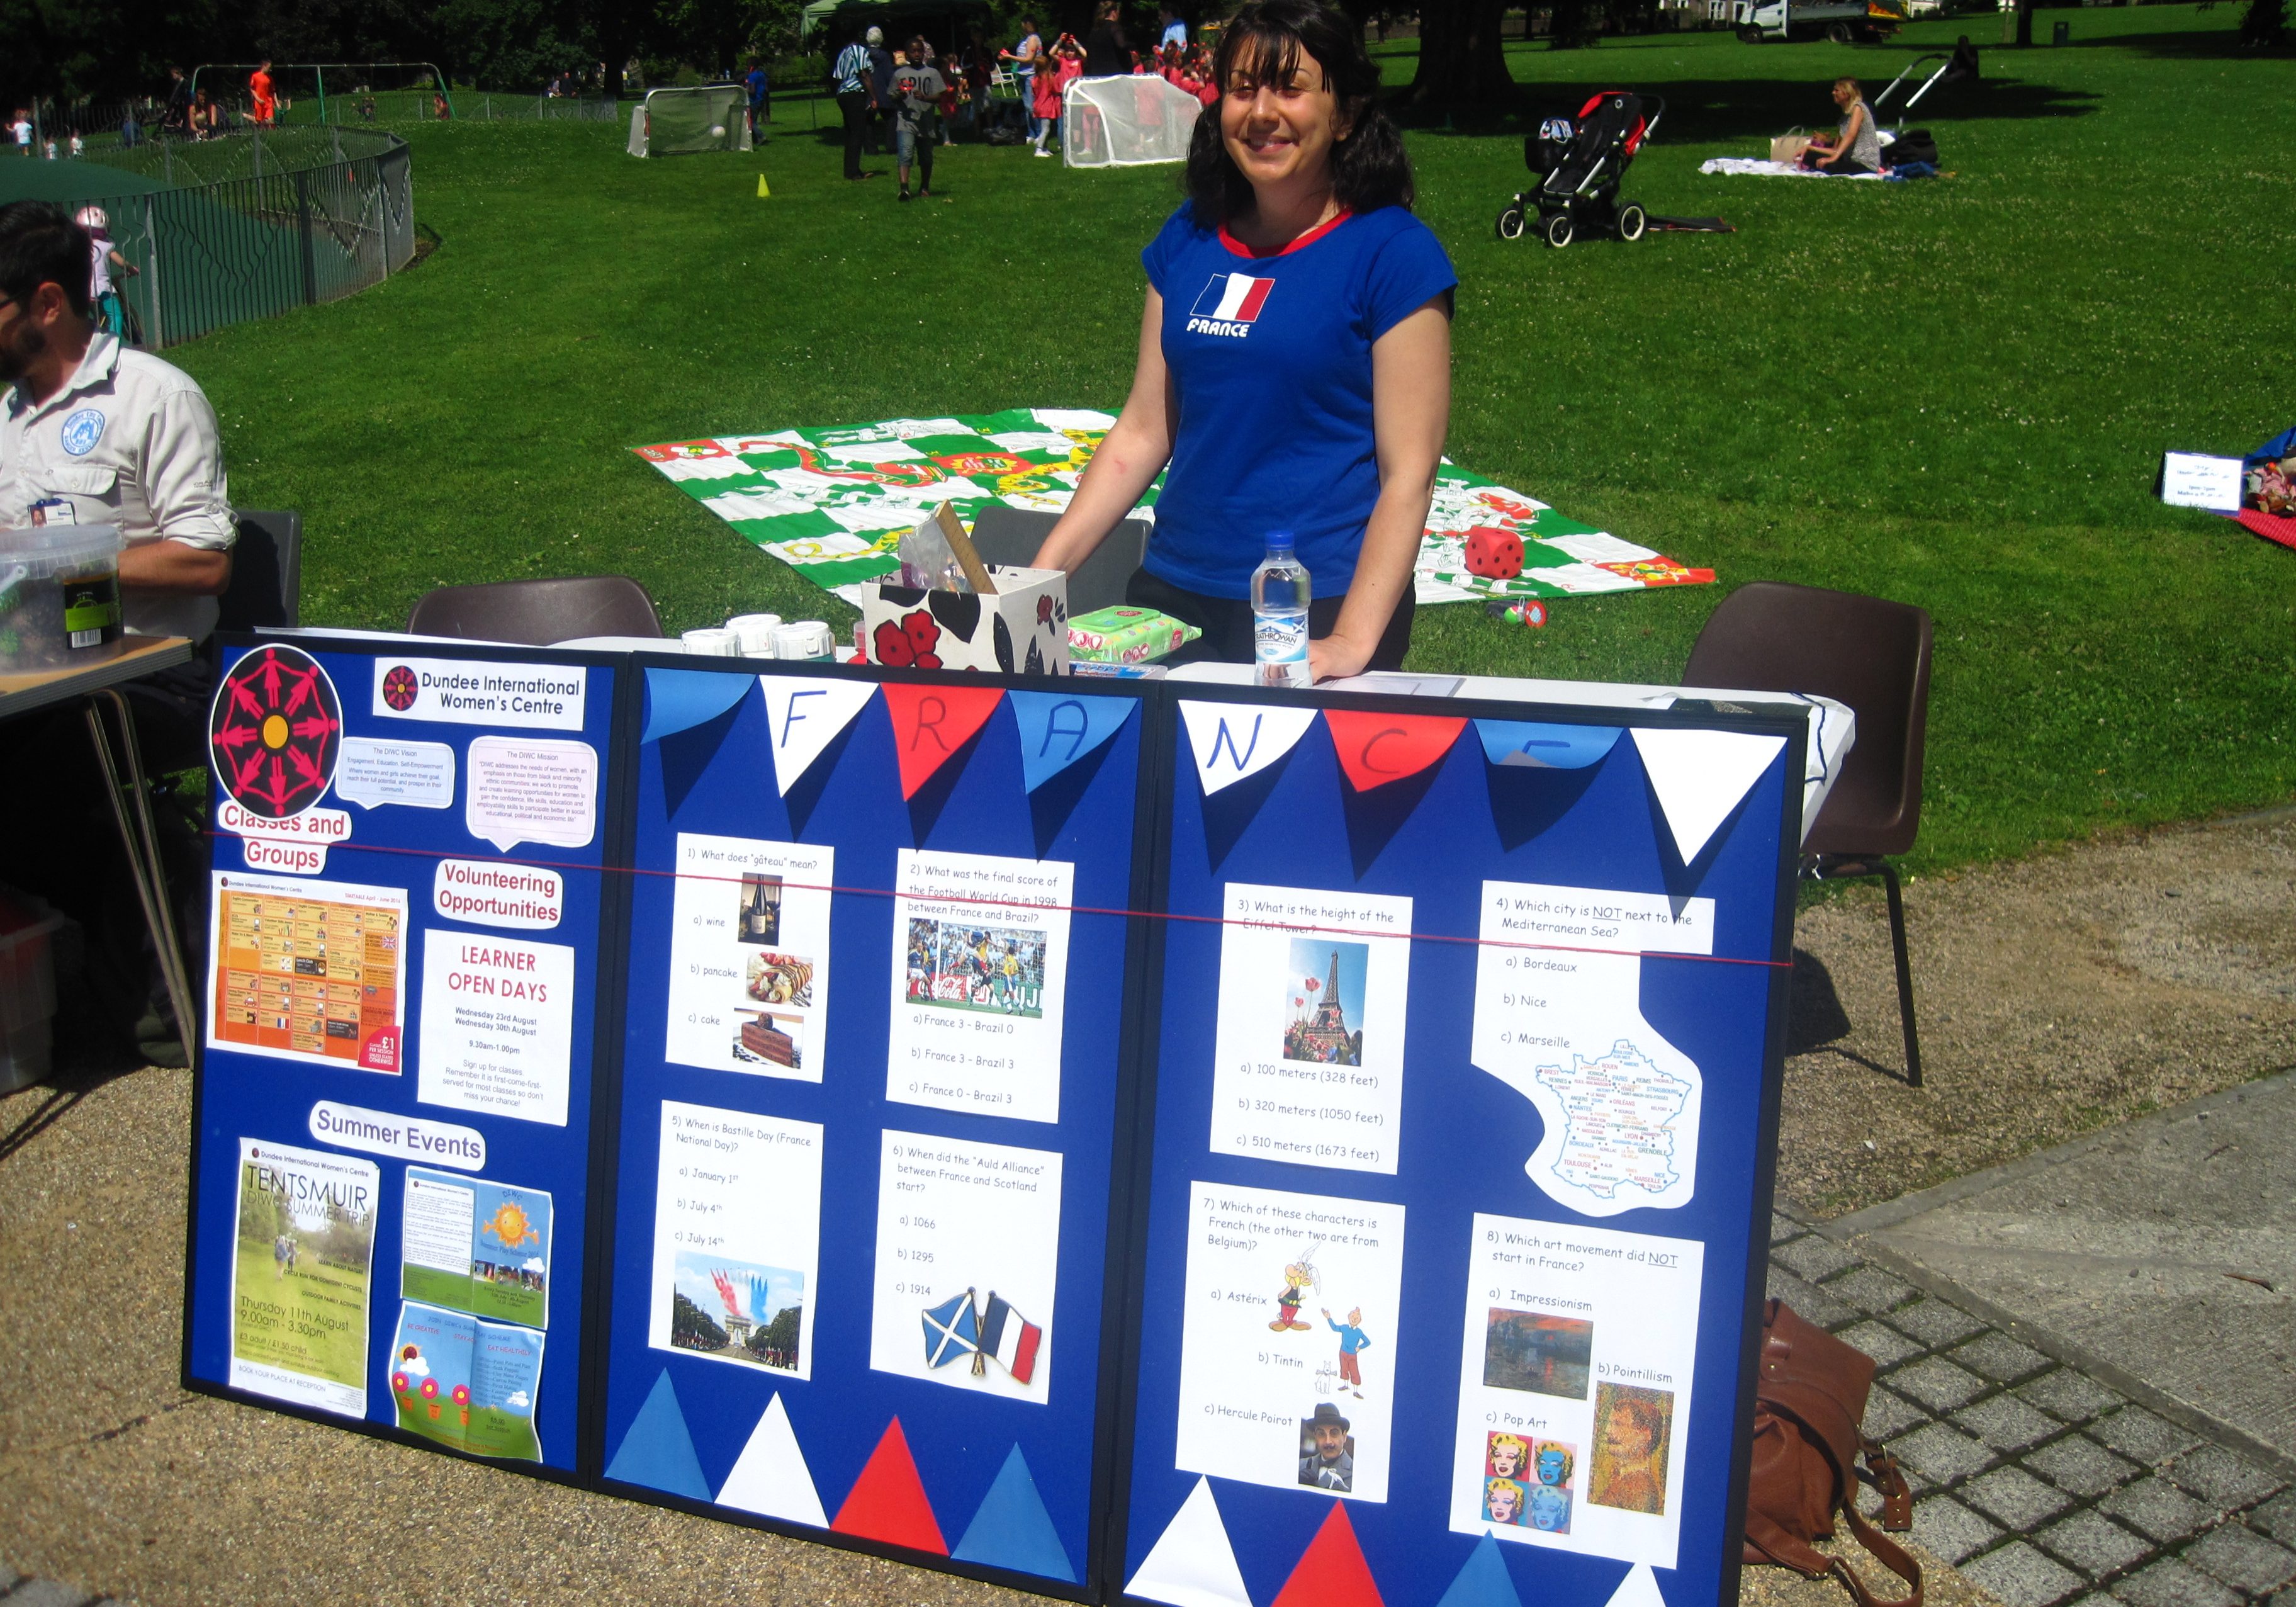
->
<box><xmin>1837</xmin><ymin>1073</ymin><xmax>2296</xmax><ymax>1473</ymax></box>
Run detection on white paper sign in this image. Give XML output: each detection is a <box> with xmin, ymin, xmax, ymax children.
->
<box><xmin>868</xmin><ymin>1130</ymin><xmax>1062</xmax><ymax>1402</ymax></box>
<box><xmin>417</xmin><ymin>929</ymin><xmax>575</xmax><ymax>1125</ymax></box>
<box><xmin>1448</xmin><ymin>1215</ymin><xmax>1702</xmax><ymax>1568</ymax></box>
<box><xmin>649</xmin><ymin>1102</ymin><xmax>823</xmax><ymax>1380</ymax></box>
<box><xmin>464</xmin><ymin>736</ymin><xmax>598</xmax><ymax>853</ymax></box>
<box><xmin>2160</xmin><ymin>453</ymin><xmax>2244</xmax><ymax>512</ymax></box>
<box><xmin>371</xmin><ymin>658</ymin><xmax>587</xmax><ymax>730</ymax></box>
<box><xmin>307</xmin><ymin>1100</ymin><xmax>486</xmax><ymax>1171</ymax></box>
<box><xmin>1210</xmin><ymin>883</ymin><xmax>1413</xmax><ymax>1175</ymax></box>
<box><xmin>336</xmin><ymin>737</ymin><xmax>456</xmax><ymax>809</ymax></box>
<box><xmin>888</xmin><ymin>849</ymin><xmax>1072</xmax><ymax>1124</ymax></box>
<box><xmin>433</xmin><ymin>860</ymin><xmax>562</xmax><ymax>930</ymax></box>
<box><xmin>1174</xmin><ymin>1181</ymin><xmax>1405</xmax><ymax>1503</ymax></box>
<box><xmin>665</xmin><ymin>833</ymin><xmax>833</xmax><ymax>1083</ymax></box>
<box><xmin>1471</xmin><ymin>882</ymin><xmax>1710</xmax><ymax>1216</ymax></box>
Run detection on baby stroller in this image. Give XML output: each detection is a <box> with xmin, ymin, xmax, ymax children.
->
<box><xmin>1497</xmin><ymin>91</ymin><xmax>1665</xmax><ymax>249</ymax></box>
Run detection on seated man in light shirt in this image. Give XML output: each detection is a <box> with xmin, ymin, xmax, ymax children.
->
<box><xmin>0</xmin><ymin>199</ymin><xmax>236</xmax><ymax>641</ymax></box>
<box><xmin>0</xmin><ymin>198</ymin><xmax>237</xmax><ymax>1066</ymax></box>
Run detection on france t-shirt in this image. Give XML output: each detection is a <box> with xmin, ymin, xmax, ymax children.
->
<box><xmin>1140</xmin><ymin>202</ymin><xmax>1456</xmax><ymax>599</ymax></box>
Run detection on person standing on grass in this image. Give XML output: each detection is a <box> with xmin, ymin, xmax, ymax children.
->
<box><xmin>745</xmin><ymin>57</ymin><xmax>770</xmax><ymax>138</ymax></box>
<box><xmin>164</xmin><ymin>67</ymin><xmax>192</xmax><ymax>135</ymax></box>
<box><xmin>11</xmin><ymin>111</ymin><xmax>30</xmax><ymax>158</ymax></box>
<box><xmin>867</xmin><ymin>28</ymin><xmax>897</xmax><ymax>155</ymax></box>
<box><xmin>1084</xmin><ymin>0</ymin><xmax>1130</xmax><ymax>77</ymax></box>
<box><xmin>249</xmin><ymin>60</ymin><xmax>277</xmax><ymax>126</ymax></box>
<box><xmin>834</xmin><ymin>26</ymin><xmax>875</xmax><ymax>178</ymax></box>
<box><xmin>1030</xmin><ymin>59</ymin><xmax>1062</xmax><ymax>155</ymax></box>
<box><xmin>1002</xmin><ymin>18</ymin><xmax>1044</xmax><ymax>138</ymax></box>
<box><xmin>1161</xmin><ymin>5</ymin><xmax>1190</xmax><ymax>48</ymax></box>
<box><xmin>1030</xmin><ymin>0</ymin><xmax>1453</xmax><ymax>679</ymax></box>
<box><xmin>891</xmin><ymin>37</ymin><xmax>944</xmax><ymax>201</ymax></box>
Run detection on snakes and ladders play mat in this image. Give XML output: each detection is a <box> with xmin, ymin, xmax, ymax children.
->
<box><xmin>632</xmin><ymin>407</ymin><xmax>1713</xmax><ymax>607</ymax></box>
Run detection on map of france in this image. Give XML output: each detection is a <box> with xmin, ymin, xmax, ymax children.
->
<box><xmin>1531</xmin><ymin>1041</ymin><xmax>1694</xmax><ymax>1200</ymax></box>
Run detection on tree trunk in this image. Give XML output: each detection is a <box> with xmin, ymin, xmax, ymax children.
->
<box><xmin>1404</xmin><ymin>0</ymin><xmax>1516</xmax><ymax>116</ymax></box>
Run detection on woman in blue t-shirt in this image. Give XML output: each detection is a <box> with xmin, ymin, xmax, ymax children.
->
<box><xmin>1031</xmin><ymin>0</ymin><xmax>1455</xmax><ymax>679</ymax></box>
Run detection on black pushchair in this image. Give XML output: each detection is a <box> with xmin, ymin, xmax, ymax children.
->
<box><xmin>1497</xmin><ymin>91</ymin><xmax>1665</xmax><ymax>249</ymax></box>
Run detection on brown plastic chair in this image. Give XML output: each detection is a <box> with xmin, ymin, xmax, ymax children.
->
<box><xmin>1682</xmin><ymin>581</ymin><xmax>1933</xmax><ymax>1086</ymax></box>
<box><xmin>405</xmin><ymin>576</ymin><xmax>663</xmax><ymax>645</ymax></box>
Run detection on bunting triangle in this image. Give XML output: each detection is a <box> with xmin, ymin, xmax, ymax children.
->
<box><xmin>951</xmin><ymin>1445</ymin><xmax>1075</xmax><ymax>1582</ymax></box>
<box><xmin>1435</xmin><ymin>1536</ymin><xmax>1524</xmax><ymax>1607</ymax></box>
<box><xmin>1008</xmin><ymin>689</ymin><xmax>1135</xmax><ymax>792</ymax></box>
<box><xmin>1601</xmin><ymin>1564</ymin><xmax>1668</xmax><ymax>1607</ymax></box>
<box><xmin>1179</xmin><ymin>701</ymin><xmax>1320</xmax><ymax>796</ymax></box>
<box><xmin>714</xmin><ymin>1392</ymin><xmax>827</xmax><ymax>1528</ymax></box>
<box><xmin>1475</xmin><ymin>720</ymin><xmax>1624</xmax><ymax>771</ymax></box>
<box><xmin>1323</xmin><ymin>710</ymin><xmax>1467</xmax><ymax>792</ymax></box>
<box><xmin>1271</xmin><ymin>1502</ymin><xmax>1384</xmax><ymax>1607</ymax></box>
<box><xmin>760</xmin><ymin>675</ymin><xmax>877</xmax><ymax>796</ymax></box>
<box><xmin>1125</xmin><ymin>1477</ymin><xmax>1254</xmax><ymax>1607</ymax></box>
<box><xmin>1629</xmin><ymin>728</ymin><xmax>1788</xmax><ymax>863</ymax></box>
<box><xmin>829</xmin><ymin>1417</ymin><xmax>948</xmax><ymax>1554</ymax></box>
<box><xmin>881</xmin><ymin>683</ymin><xmax>1005</xmax><ymax>799</ymax></box>
<box><xmin>643</xmin><ymin>667</ymin><xmax>755</xmax><ymax>744</ymax></box>
<box><xmin>602</xmin><ymin>1371</ymin><xmax>712</xmax><ymax>1501</ymax></box>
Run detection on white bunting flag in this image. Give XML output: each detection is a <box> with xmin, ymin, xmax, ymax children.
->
<box><xmin>760</xmin><ymin>676</ymin><xmax>877</xmax><ymax>796</ymax></box>
<box><xmin>1178</xmin><ymin>701</ymin><xmax>1320</xmax><ymax>797</ymax></box>
<box><xmin>1126</xmin><ymin>1477</ymin><xmax>1254</xmax><ymax>1607</ymax></box>
<box><xmin>1629</xmin><ymin>728</ymin><xmax>1788</xmax><ymax>864</ymax></box>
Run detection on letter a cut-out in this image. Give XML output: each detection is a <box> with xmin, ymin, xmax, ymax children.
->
<box><xmin>1322</xmin><ymin>710</ymin><xmax>1466</xmax><ymax>792</ymax></box>
<box><xmin>1008</xmin><ymin>689</ymin><xmax>1135</xmax><ymax>792</ymax></box>
<box><xmin>760</xmin><ymin>676</ymin><xmax>876</xmax><ymax>795</ymax></box>
<box><xmin>1179</xmin><ymin>701</ymin><xmax>1318</xmax><ymax>796</ymax></box>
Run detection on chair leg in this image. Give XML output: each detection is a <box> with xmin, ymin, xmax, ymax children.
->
<box><xmin>1876</xmin><ymin>860</ymin><xmax>1922</xmax><ymax>1089</ymax></box>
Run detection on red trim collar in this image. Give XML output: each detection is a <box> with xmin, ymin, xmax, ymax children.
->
<box><xmin>1218</xmin><ymin>208</ymin><xmax>1354</xmax><ymax>259</ymax></box>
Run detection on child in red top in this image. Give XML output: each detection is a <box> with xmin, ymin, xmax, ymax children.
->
<box><xmin>1030</xmin><ymin>55</ymin><xmax>1063</xmax><ymax>155</ymax></box>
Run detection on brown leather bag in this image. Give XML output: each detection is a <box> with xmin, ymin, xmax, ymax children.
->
<box><xmin>1743</xmin><ymin>1299</ymin><xmax>1923</xmax><ymax>1607</ymax></box>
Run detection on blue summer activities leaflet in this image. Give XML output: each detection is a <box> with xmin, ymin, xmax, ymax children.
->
<box><xmin>389</xmin><ymin>1301</ymin><xmax>546</xmax><ymax>1462</ymax></box>
<box><xmin>400</xmin><ymin>1167</ymin><xmax>553</xmax><ymax>1329</ymax></box>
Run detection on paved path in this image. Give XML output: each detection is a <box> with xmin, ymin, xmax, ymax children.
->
<box><xmin>1775</xmin><ymin>1190</ymin><xmax>2295</xmax><ymax>1607</ymax></box>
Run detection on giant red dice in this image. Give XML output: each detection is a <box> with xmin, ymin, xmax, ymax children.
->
<box><xmin>1464</xmin><ymin>526</ymin><xmax>1524</xmax><ymax>579</ymax></box>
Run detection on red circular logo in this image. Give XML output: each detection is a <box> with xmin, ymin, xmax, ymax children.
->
<box><xmin>381</xmin><ymin>663</ymin><xmax>419</xmax><ymax>711</ymax></box>
<box><xmin>208</xmin><ymin>645</ymin><xmax>343</xmax><ymax>819</ymax></box>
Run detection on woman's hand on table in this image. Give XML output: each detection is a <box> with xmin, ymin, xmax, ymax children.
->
<box><xmin>1309</xmin><ymin>633</ymin><xmax>1375</xmax><ymax>683</ymax></box>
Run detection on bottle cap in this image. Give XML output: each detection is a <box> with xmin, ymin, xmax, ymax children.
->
<box><xmin>1265</xmin><ymin>531</ymin><xmax>1295</xmax><ymax>553</ymax></box>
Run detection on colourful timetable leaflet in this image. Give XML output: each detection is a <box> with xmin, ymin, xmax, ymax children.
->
<box><xmin>207</xmin><ymin>872</ymin><xmax>408</xmax><ymax>1071</ymax></box>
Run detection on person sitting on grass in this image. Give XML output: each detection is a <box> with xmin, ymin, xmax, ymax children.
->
<box><xmin>1801</xmin><ymin>77</ymin><xmax>1881</xmax><ymax>175</ymax></box>
<box><xmin>891</xmin><ymin>36</ymin><xmax>945</xmax><ymax>201</ymax></box>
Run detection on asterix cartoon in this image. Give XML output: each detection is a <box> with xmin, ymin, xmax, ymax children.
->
<box><xmin>1269</xmin><ymin>1242</ymin><xmax>1321</xmax><ymax>1333</ymax></box>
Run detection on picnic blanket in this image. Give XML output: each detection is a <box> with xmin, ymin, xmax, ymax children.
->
<box><xmin>633</xmin><ymin>408</ymin><xmax>1713</xmax><ymax>608</ymax></box>
<box><xmin>1698</xmin><ymin>157</ymin><xmax>1884</xmax><ymax>180</ymax></box>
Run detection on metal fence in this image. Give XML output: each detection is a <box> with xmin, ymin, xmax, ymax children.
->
<box><xmin>69</xmin><ymin>129</ymin><xmax>415</xmax><ymax>349</ymax></box>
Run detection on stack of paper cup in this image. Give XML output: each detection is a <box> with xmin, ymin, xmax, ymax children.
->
<box><xmin>680</xmin><ymin>628</ymin><xmax>740</xmax><ymax>656</ymax></box>
<box><xmin>774</xmin><ymin>621</ymin><xmax>835</xmax><ymax>660</ymax></box>
<box><xmin>727</xmin><ymin>613</ymin><xmax>782</xmax><ymax>657</ymax></box>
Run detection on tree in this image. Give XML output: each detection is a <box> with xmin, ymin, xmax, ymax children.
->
<box><xmin>2238</xmin><ymin>0</ymin><xmax>2287</xmax><ymax>45</ymax></box>
<box><xmin>1400</xmin><ymin>0</ymin><xmax>1514</xmax><ymax>116</ymax></box>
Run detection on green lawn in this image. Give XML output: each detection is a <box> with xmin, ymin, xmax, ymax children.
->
<box><xmin>158</xmin><ymin>6</ymin><xmax>2292</xmax><ymax>874</ymax></box>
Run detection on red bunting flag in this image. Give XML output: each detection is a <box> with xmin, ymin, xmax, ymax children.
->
<box><xmin>830</xmin><ymin>1418</ymin><xmax>948</xmax><ymax>1554</ymax></box>
<box><xmin>879</xmin><ymin>683</ymin><xmax>1005</xmax><ymax>799</ymax></box>
<box><xmin>1322</xmin><ymin>711</ymin><xmax>1468</xmax><ymax>793</ymax></box>
<box><xmin>1272</xmin><ymin>1502</ymin><xmax>1385</xmax><ymax>1607</ymax></box>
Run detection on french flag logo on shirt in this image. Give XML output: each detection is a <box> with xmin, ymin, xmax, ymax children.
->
<box><xmin>1187</xmin><ymin>273</ymin><xmax>1276</xmax><ymax>337</ymax></box>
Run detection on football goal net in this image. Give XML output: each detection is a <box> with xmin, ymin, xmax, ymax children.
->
<box><xmin>1063</xmin><ymin>76</ymin><xmax>1205</xmax><ymax>168</ymax></box>
<box><xmin>627</xmin><ymin>86</ymin><xmax>753</xmax><ymax>157</ymax></box>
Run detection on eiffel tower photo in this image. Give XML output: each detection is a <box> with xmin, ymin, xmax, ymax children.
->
<box><xmin>1283</xmin><ymin>944</ymin><xmax>1365</xmax><ymax>1067</ymax></box>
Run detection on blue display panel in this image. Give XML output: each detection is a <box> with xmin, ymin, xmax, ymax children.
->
<box><xmin>595</xmin><ymin>660</ymin><xmax>1159</xmax><ymax>1598</ymax></box>
<box><xmin>1117</xmin><ymin>687</ymin><xmax>1804</xmax><ymax>1607</ymax></box>
<box><xmin>185</xmin><ymin>640</ymin><xmax>627</xmax><ymax>1478</ymax></box>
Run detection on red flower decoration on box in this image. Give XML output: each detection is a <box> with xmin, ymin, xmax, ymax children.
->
<box><xmin>1036</xmin><ymin>595</ymin><xmax>1054</xmax><ymax>626</ymax></box>
<box><xmin>873</xmin><ymin>610</ymin><xmax>943</xmax><ymax>670</ymax></box>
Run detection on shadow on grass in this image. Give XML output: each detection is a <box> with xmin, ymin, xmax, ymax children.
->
<box><xmin>2056</xmin><ymin>25</ymin><xmax>2271</xmax><ymax>53</ymax></box>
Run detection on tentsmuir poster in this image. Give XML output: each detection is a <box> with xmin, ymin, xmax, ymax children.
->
<box><xmin>230</xmin><ymin>1138</ymin><xmax>379</xmax><ymax>1418</ymax></box>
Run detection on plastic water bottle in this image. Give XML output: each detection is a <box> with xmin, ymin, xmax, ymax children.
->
<box><xmin>1251</xmin><ymin>533</ymin><xmax>1312</xmax><ymax>689</ymax></box>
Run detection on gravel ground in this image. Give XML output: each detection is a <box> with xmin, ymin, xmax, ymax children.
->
<box><xmin>6</xmin><ymin>811</ymin><xmax>2291</xmax><ymax>1606</ymax></box>
<box><xmin>1778</xmin><ymin>811</ymin><xmax>2296</xmax><ymax>1217</ymax></box>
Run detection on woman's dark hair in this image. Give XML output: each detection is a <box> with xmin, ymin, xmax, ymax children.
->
<box><xmin>1185</xmin><ymin>0</ymin><xmax>1413</xmax><ymax>223</ymax></box>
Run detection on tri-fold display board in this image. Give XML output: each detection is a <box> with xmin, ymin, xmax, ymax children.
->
<box><xmin>186</xmin><ymin>638</ymin><xmax>1811</xmax><ymax>1607</ymax></box>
